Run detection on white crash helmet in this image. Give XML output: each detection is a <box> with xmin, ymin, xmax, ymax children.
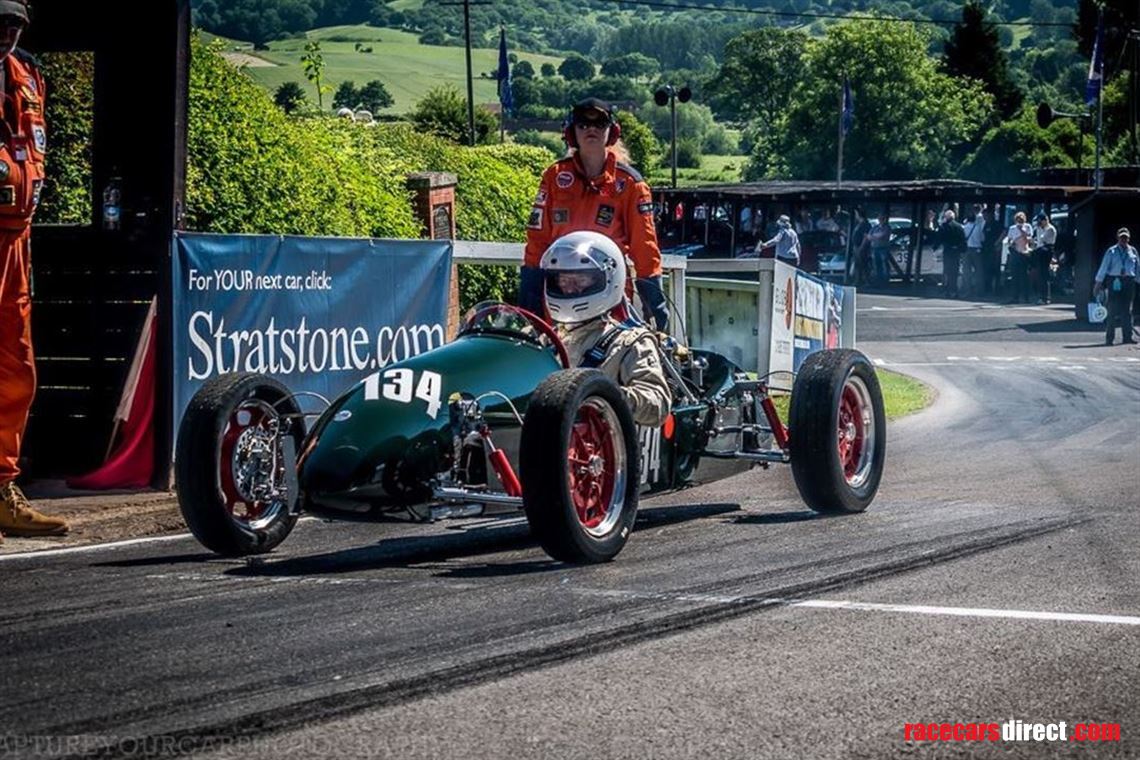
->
<box><xmin>539</xmin><ymin>231</ymin><xmax>627</xmax><ymax>324</ymax></box>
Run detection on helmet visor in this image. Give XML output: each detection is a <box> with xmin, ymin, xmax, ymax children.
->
<box><xmin>545</xmin><ymin>269</ymin><xmax>607</xmax><ymax>299</ymax></box>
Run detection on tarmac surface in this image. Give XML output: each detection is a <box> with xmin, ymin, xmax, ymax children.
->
<box><xmin>2</xmin><ymin>293</ymin><xmax>1138</xmax><ymax>759</ymax></box>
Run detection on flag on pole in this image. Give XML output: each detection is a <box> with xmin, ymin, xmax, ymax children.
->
<box><xmin>1085</xmin><ymin>15</ymin><xmax>1104</xmax><ymax>106</ymax></box>
<box><xmin>841</xmin><ymin>77</ymin><xmax>855</xmax><ymax>136</ymax></box>
<box><xmin>497</xmin><ymin>27</ymin><xmax>513</xmax><ymax>117</ymax></box>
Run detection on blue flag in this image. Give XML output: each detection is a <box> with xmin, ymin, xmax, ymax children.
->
<box><xmin>842</xmin><ymin>77</ymin><xmax>854</xmax><ymax>136</ymax></box>
<box><xmin>497</xmin><ymin>28</ymin><xmax>513</xmax><ymax>117</ymax></box>
<box><xmin>1085</xmin><ymin>16</ymin><xmax>1103</xmax><ymax>106</ymax></box>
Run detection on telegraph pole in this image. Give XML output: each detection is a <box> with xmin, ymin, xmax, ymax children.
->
<box><xmin>441</xmin><ymin>0</ymin><xmax>490</xmax><ymax>146</ymax></box>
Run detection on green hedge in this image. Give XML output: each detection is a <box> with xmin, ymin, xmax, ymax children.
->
<box><xmin>38</xmin><ymin>52</ymin><xmax>94</xmax><ymax>225</ymax></box>
<box><xmin>37</xmin><ymin>36</ymin><xmax>548</xmax><ymax>309</ymax></box>
<box><xmin>186</xmin><ymin>36</ymin><xmax>546</xmax><ymax>307</ymax></box>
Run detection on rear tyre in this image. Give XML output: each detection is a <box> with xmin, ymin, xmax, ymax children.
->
<box><xmin>521</xmin><ymin>369</ymin><xmax>640</xmax><ymax>563</ymax></box>
<box><xmin>789</xmin><ymin>349</ymin><xmax>885</xmax><ymax>514</ymax></box>
<box><xmin>176</xmin><ymin>373</ymin><xmax>304</xmax><ymax>555</ymax></box>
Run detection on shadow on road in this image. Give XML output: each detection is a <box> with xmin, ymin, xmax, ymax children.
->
<box><xmin>194</xmin><ymin>503</ymin><xmax>743</xmax><ymax>577</ymax></box>
<box><xmin>730</xmin><ymin>510</ymin><xmax>823</xmax><ymax>525</ymax></box>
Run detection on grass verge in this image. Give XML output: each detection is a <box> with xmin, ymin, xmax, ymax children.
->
<box><xmin>768</xmin><ymin>368</ymin><xmax>932</xmax><ymax>424</ymax></box>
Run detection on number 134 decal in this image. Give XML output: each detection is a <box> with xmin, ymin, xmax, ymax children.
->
<box><xmin>363</xmin><ymin>368</ymin><xmax>443</xmax><ymax>419</ymax></box>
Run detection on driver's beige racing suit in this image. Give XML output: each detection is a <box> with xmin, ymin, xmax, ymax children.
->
<box><xmin>559</xmin><ymin>318</ymin><xmax>671</xmax><ymax>427</ymax></box>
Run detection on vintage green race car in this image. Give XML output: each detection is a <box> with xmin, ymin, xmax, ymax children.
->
<box><xmin>176</xmin><ymin>301</ymin><xmax>885</xmax><ymax>563</ymax></box>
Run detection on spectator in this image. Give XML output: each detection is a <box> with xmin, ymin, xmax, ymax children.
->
<box><xmin>983</xmin><ymin>206</ymin><xmax>1004</xmax><ymax>294</ymax></box>
<box><xmin>849</xmin><ymin>207</ymin><xmax>872</xmax><ymax>286</ymax></box>
<box><xmin>867</xmin><ymin>211</ymin><xmax>892</xmax><ymax>286</ymax></box>
<box><xmin>756</xmin><ymin>214</ymin><xmax>801</xmax><ymax>266</ymax></box>
<box><xmin>1005</xmin><ymin>211</ymin><xmax>1033</xmax><ymax>304</ymax></box>
<box><xmin>937</xmin><ymin>209</ymin><xmax>967</xmax><ymax>298</ymax></box>
<box><xmin>0</xmin><ymin>0</ymin><xmax>69</xmax><ymax>541</ymax></box>
<box><xmin>963</xmin><ymin>204</ymin><xmax>986</xmax><ymax>297</ymax></box>
<box><xmin>817</xmin><ymin>208</ymin><xmax>840</xmax><ymax>233</ymax></box>
<box><xmin>1031</xmin><ymin>212</ymin><xmax>1057</xmax><ymax>304</ymax></box>
<box><xmin>521</xmin><ymin>97</ymin><xmax>667</xmax><ymax>330</ymax></box>
<box><xmin>795</xmin><ymin>208</ymin><xmax>814</xmax><ymax>234</ymax></box>
<box><xmin>1094</xmin><ymin>228</ymin><xmax>1138</xmax><ymax>345</ymax></box>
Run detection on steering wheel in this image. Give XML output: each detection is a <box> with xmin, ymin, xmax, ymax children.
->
<box><xmin>466</xmin><ymin>303</ymin><xmax>570</xmax><ymax>369</ymax></box>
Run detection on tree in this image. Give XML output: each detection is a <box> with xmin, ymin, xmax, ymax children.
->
<box><xmin>704</xmin><ymin>28</ymin><xmax>806</xmax><ymax>130</ymax></box>
<box><xmin>558</xmin><ymin>53</ymin><xmax>595</xmax><ymax>82</ymax></box>
<box><xmin>1076</xmin><ymin>0</ymin><xmax>1139</xmax><ymax>78</ymax></box>
<box><xmin>768</xmin><ymin>21</ymin><xmax>991</xmax><ymax>181</ymax></box>
<box><xmin>273</xmin><ymin>81</ymin><xmax>307</xmax><ymax>114</ymax></box>
<box><xmin>410</xmin><ymin>85</ymin><xmax>498</xmax><ymax>145</ymax></box>
<box><xmin>359</xmin><ymin>80</ymin><xmax>394</xmax><ymax>112</ymax></box>
<box><xmin>959</xmin><ymin>111</ymin><xmax>1083</xmax><ymax>183</ymax></box>
<box><xmin>301</xmin><ymin>40</ymin><xmax>329</xmax><ymax>110</ymax></box>
<box><xmin>333</xmin><ymin>80</ymin><xmax>358</xmax><ymax>110</ymax></box>
<box><xmin>514</xmin><ymin>60</ymin><xmax>535</xmax><ymax>79</ymax></box>
<box><xmin>639</xmin><ymin>99</ymin><xmax>719</xmax><ymax>151</ymax></box>
<box><xmin>601</xmin><ymin>53</ymin><xmax>659</xmax><ymax>81</ymax></box>
<box><xmin>540</xmin><ymin>63</ymin><xmax>557</xmax><ymax>78</ymax></box>
<box><xmin>614</xmin><ymin>109</ymin><xmax>660</xmax><ymax>172</ymax></box>
<box><xmin>943</xmin><ymin>1</ymin><xmax>1022</xmax><ymax>120</ymax></box>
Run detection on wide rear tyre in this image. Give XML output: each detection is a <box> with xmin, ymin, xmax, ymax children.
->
<box><xmin>176</xmin><ymin>373</ymin><xmax>304</xmax><ymax>556</ymax></box>
<box><xmin>520</xmin><ymin>369</ymin><xmax>640</xmax><ymax>563</ymax></box>
<box><xmin>789</xmin><ymin>349</ymin><xmax>885</xmax><ymax>514</ymax></box>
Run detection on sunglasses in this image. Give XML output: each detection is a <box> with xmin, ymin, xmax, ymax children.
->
<box><xmin>574</xmin><ymin>117</ymin><xmax>610</xmax><ymax>130</ymax></box>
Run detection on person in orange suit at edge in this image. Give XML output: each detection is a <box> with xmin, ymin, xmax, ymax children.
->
<box><xmin>520</xmin><ymin>97</ymin><xmax>669</xmax><ymax>332</ymax></box>
<box><xmin>0</xmin><ymin>0</ymin><xmax>69</xmax><ymax>541</ymax></box>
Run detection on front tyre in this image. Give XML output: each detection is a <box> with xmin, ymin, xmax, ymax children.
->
<box><xmin>521</xmin><ymin>369</ymin><xmax>640</xmax><ymax>563</ymax></box>
<box><xmin>176</xmin><ymin>373</ymin><xmax>304</xmax><ymax>555</ymax></box>
<box><xmin>789</xmin><ymin>349</ymin><xmax>885</xmax><ymax>514</ymax></box>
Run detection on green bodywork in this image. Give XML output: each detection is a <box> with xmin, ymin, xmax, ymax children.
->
<box><xmin>299</xmin><ymin>332</ymin><xmax>560</xmax><ymax>504</ymax></box>
<box><xmin>298</xmin><ymin>331</ymin><xmax>752</xmax><ymax>508</ymax></box>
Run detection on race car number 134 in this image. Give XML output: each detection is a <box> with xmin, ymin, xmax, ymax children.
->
<box><xmin>362</xmin><ymin>368</ymin><xmax>443</xmax><ymax>419</ymax></box>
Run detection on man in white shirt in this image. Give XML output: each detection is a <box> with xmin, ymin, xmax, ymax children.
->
<box><xmin>963</xmin><ymin>204</ymin><xmax>986</xmax><ymax>297</ymax></box>
<box><xmin>1094</xmin><ymin>228</ymin><xmax>1138</xmax><ymax>345</ymax></box>
<box><xmin>756</xmin><ymin>214</ymin><xmax>801</xmax><ymax>266</ymax></box>
<box><xmin>1032</xmin><ymin>212</ymin><xmax>1057</xmax><ymax>304</ymax></box>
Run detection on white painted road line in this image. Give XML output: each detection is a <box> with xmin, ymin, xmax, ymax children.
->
<box><xmin>0</xmin><ymin>531</ymin><xmax>195</xmax><ymax>562</ymax></box>
<box><xmin>573</xmin><ymin>587</ymin><xmax>1140</xmax><ymax>627</ymax></box>
<box><xmin>790</xmin><ymin>599</ymin><xmax>1140</xmax><ymax>627</ymax></box>
<box><xmin>873</xmin><ymin>356</ymin><xmax>1139</xmax><ymax>367</ymax></box>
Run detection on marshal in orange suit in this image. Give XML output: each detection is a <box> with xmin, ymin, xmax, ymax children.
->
<box><xmin>0</xmin><ymin>0</ymin><xmax>68</xmax><ymax>539</ymax></box>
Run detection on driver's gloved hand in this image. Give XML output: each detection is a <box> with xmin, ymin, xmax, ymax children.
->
<box><xmin>635</xmin><ymin>276</ymin><xmax>670</xmax><ymax>331</ymax></box>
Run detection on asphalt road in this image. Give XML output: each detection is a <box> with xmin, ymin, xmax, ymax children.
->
<box><xmin>2</xmin><ymin>295</ymin><xmax>1138</xmax><ymax>759</ymax></box>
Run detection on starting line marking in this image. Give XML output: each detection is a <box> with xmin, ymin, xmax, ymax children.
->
<box><xmin>574</xmin><ymin>588</ymin><xmax>1140</xmax><ymax>627</ymax></box>
<box><xmin>0</xmin><ymin>532</ymin><xmax>195</xmax><ymax>562</ymax></box>
<box><xmin>790</xmin><ymin>599</ymin><xmax>1140</xmax><ymax>627</ymax></box>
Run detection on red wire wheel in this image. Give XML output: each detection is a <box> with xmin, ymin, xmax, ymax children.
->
<box><xmin>566</xmin><ymin>399</ymin><xmax>622</xmax><ymax>534</ymax></box>
<box><xmin>788</xmin><ymin>349</ymin><xmax>885</xmax><ymax>514</ymax></box>
<box><xmin>218</xmin><ymin>398</ymin><xmax>285</xmax><ymax>530</ymax></box>
<box><xmin>837</xmin><ymin>379</ymin><xmax>871</xmax><ymax>486</ymax></box>
<box><xmin>521</xmin><ymin>369</ymin><xmax>640</xmax><ymax>563</ymax></box>
<box><xmin>176</xmin><ymin>373</ymin><xmax>304</xmax><ymax>556</ymax></box>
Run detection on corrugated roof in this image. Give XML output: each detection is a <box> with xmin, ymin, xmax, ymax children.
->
<box><xmin>650</xmin><ymin>179</ymin><xmax>1137</xmax><ymax>201</ymax></box>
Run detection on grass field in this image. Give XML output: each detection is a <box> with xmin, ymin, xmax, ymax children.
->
<box><xmin>770</xmin><ymin>368</ymin><xmax>933</xmax><ymax>423</ymax></box>
<box><xmin>213</xmin><ymin>25</ymin><xmax>564</xmax><ymax>114</ymax></box>
<box><xmin>646</xmin><ymin>154</ymin><xmax>745</xmax><ymax>186</ymax></box>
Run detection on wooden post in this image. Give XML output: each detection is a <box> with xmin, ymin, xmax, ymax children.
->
<box><xmin>407</xmin><ymin>172</ymin><xmax>460</xmax><ymax>338</ymax></box>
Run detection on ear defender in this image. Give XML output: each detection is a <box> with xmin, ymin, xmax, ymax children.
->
<box><xmin>562</xmin><ymin>111</ymin><xmax>577</xmax><ymax>149</ymax></box>
<box><xmin>605</xmin><ymin>118</ymin><xmax>622</xmax><ymax>147</ymax></box>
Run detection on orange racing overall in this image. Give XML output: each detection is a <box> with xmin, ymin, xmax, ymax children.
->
<box><xmin>0</xmin><ymin>49</ymin><xmax>46</xmax><ymax>482</ymax></box>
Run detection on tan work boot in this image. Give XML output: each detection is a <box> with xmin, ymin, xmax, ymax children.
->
<box><xmin>0</xmin><ymin>481</ymin><xmax>69</xmax><ymax>537</ymax></box>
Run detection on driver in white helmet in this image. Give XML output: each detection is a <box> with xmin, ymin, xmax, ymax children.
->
<box><xmin>540</xmin><ymin>231</ymin><xmax>671</xmax><ymax>427</ymax></box>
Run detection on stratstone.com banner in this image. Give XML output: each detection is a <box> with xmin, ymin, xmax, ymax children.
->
<box><xmin>172</xmin><ymin>233</ymin><xmax>452</xmax><ymax>441</ymax></box>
